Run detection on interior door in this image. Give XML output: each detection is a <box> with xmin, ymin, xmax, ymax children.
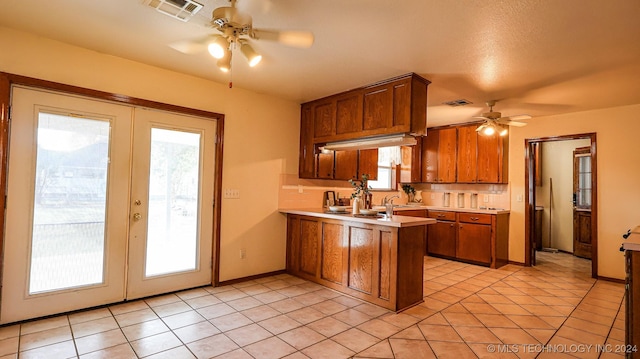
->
<box><xmin>126</xmin><ymin>108</ymin><xmax>215</xmax><ymax>299</ymax></box>
<box><xmin>573</xmin><ymin>146</ymin><xmax>592</xmax><ymax>259</ymax></box>
<box><xmin>1</xmin><ymin>87</ymin><xmax>132</xmax><ymax>324</ymax></box>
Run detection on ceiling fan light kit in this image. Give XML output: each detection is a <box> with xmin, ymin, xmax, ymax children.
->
<box><xmin>474</xmin><ymin>100</ymin><xmax>531</xmax><ymax>136</ymax></box>
<box><xmin>168</xmin><ymin>0</ymin><xmax>314</xmax><ymax>74</ymax></box>
<box><xmin>207</xmin><ymin>36</ymin><xmax>228</xmax><ymax>59</ymax></box>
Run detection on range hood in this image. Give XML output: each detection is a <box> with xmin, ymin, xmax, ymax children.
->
<box><xmin>321</xmin><ymin>134</ymin><xmax>417</xmax><ymax>151</ymax></box>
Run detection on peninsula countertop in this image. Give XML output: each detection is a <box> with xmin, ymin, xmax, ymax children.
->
<box><xmin>279</xmin><ymin>208</ymin><xmax>436</xmax><ymax>228</ymax></box>
<box><xmin>623</xmin><ymin>225</ymin><xmax>640</xmax><ymax>251</ymax></box>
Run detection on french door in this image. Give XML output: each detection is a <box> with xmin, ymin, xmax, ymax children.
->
<box><xmin>1</xmin><ymin>87</ymin><xmax>216</xmax><ymax>324</ymax></box>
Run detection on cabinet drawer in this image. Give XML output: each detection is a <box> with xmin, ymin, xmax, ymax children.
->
<box><xmin>458</xmin><ymin>213</ymin><xmax>492</xmax><ymax>225</ymax></box>
<box><xmin>427</xmin><ymin>210</ymin><xmax>456</xmax><ymax>221</ymax></box>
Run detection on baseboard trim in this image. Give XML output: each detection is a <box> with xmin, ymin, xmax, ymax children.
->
<box><xmin>217</xmin><ymin>269</ymin><xmax>287</xmax><ymax>287</ymax></box>
<box><xmin>508</xmin><ymin>260</ymin><xmax>525</xmax><ymax>266</ymax></box>
<box><xmin>596</xmin><ymin>275</ymin><xmax>625</xmax><ymax>284</ymax></box>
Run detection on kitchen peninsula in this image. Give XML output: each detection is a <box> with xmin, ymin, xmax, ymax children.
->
<box><xmin>280</xmin><ymin>209</ymin><xmax>435</xmax><ymax>312</ymax></box>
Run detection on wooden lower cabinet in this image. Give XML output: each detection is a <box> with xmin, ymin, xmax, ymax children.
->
<box><xmin>426</xmin><ymin>210</ymin><xmax>509</xmax><ymax>268</ymax></box>
<box><xmin>286</xmin><ymin>214</ymin><xmax>426</xmax><ymax>311</ymax></box>
<box><xmin>427</xmin><ymin>221</ymin><xmax>457</xmax><ymax>258</ymax></box>
<box><xmin>627</xmin><ymin>250</ymin><xmax>640</xmax><ymax>358</ymax></box>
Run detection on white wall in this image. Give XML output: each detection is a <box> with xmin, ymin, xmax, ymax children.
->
<box><xmin>509</xmin><ymin>104</ymin><xmax>640</xmax><ymax>279</ymax></box>
<box><xmin>536</xmin><ymin>139</ymin><xmax>590</xmax><ymax>252</ymax></box>
<box><xmin>0</xmin><ymin>26</ymin><xmax>300</xmax><ymax>282</ymax></box>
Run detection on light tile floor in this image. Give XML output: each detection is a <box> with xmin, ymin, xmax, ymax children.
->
<box><xmin>0</xmin><ymin>252</ymin><xmax>627</xmax><ymax>358</ymax></box>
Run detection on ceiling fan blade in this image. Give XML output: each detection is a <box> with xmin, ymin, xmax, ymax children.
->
<box><xmin>497</xmin><ymin>119</ymin><xmax>528</xmax><ymax>127</ymax></box>
<box><xmin>476</xmin><ymin>123</ymin><xmax>487</xmax><ymax>132</ymax></box>
<box><xmin>169</xmin><ymin>35</ymin><xmax>217</xmax><ymax>54</ymax></box>
<box><xmin>505</xmin><ymin>121</ymin><xmax>528</xmax><ymax>127</ymax></box>
<box><xmin>252</xmin><ymin>29</ymin><xmax>314</xmax><ymax>48</ymax></box>
<box><xmin>502</xmin><ymin>114</ymin><xmax>532</xmax><ymax>121</ymax></box>
<box><xmin>472</xmin><ymin>116</ymin><xmax>491</xmax><ymax>120</ymax></box>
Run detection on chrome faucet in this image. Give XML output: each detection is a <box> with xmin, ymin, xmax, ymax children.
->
<box><xmin>381</xmin><ymin>195</ymin><xmax>399</xmax><ymax>205</ymax></box>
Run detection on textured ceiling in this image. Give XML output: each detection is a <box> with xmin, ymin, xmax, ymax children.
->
<box><xmin>1</xmin><ymin>0</ymin><xmax>639</xmax><ymax>127</ymax></box>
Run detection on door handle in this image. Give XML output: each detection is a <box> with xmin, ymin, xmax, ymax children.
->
<box><xmin>133</xmin><ymin>213</ymin><xmax>142</xmax><ymax>221</ymax></box>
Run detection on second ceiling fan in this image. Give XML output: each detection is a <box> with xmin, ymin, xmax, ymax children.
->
<box><xmin>474</xmin><ymin>100</ymin><xmax>531</xmax><ymax>136</ymax></box>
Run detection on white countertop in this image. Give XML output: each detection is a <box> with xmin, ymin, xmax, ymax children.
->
<box><xmin>623</xmin><ymin>226</ymin><xmax>640</xmax><ymax>251</ymax></box>
<box><xmin>388</xmin><ymin>205</ymin><xmax>510</xmax><ymax>215</ymax></box>
<box><xmin>279</xmin><ymin>208</ymin><xmax>436</xmax><ymax>228</ymax></box>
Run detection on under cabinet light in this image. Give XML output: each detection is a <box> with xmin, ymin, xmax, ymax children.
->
<box><xmin>322</xmin><ymin>135</ymin><xmax>417</xmax><ymax>151</ymax></box>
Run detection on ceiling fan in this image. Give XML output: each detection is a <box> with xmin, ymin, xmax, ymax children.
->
<box><xmin>169</xmin><ymin>0</ymin><xmax>314</xmax><ymax>73</ymax></box>
<box><xmin>474</xmin><ymin>100</ymin><xmax>531</xmax><ymax>136</ymax></box>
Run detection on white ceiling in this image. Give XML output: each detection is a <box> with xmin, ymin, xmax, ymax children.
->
<box><xmin>1</xmin><ymin>0</ymin><xmax>639</xmax><ymax>127</ymax></box>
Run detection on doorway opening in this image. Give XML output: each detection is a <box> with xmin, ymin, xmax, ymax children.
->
<box><xmin>525</xmin><ymin>133</ymin><xmax>597</xmax><ymax>278</ymax></box>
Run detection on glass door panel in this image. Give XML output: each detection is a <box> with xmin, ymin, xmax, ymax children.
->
<box><xmin>30</xmin><ymin>113</ymin><xmax>110</xmax><ymax>293</ymax></box>
<box><xmin>1</xmin><ymin>87</ymin><xmax>131</xmax><ymax>324</ymax></box>
<box><xmin>146</xmin><ymin>128</ymin><xmax>201</xmax><ymax>276</ymax></box>
<box><xmin>126</xmin><ymin>108</ymin><xmax>215</xmax><ymax>300</ymax></box>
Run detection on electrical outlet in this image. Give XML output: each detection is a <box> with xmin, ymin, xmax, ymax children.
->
<box><xmin>516</xmin><ymin>194</ymin><xmax>523</xmax><ymax>202</ymax></box>
<box><xmin>483</xmin><ymin>195</ymin><xmax>489</xmax><ymax>203</ymax></box>
<box><xmin>430</xmin><ymin>193</ymin><xmax>435</xmax><ymax>200</ymax></box>
<box><xmin>298</xmin><ymin>185</ymin><xmax>303</xmax><ymax>194</ymax></box>
<box><xmin>224</xmin><ymin>189</ymin><xmax>240</xmax><ymax>199</ymax></box>
<box><xmin>240</xmin><ymin>248</ymin><xmax>246</xmax><ymax>259</ymax></box>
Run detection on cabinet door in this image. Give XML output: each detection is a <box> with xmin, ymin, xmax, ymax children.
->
<box><xmin>427</xmin><ymin>221</ymin><xmax>456</xmax><ymax>257</ymax></box>
<box><xmin>334</xmin><ymin>150</ymin><xmax>358</xmax><ymax>180</ymax></box>
<box><xmin>286</xmin><ymin>215</ymin><xmax>301</xmax><ymax>273</ymax></box>
<box><xmin>363</xmin><ymin>83</ymin><xmax>393</xmax><ymax>131</ymax></box>
<box><xmin>358</xmin><ymin>149</ymin><xmax>378</xmax><ymax>180</ymax></box>
<box><xmin>321</xmin><ymin>222</ymin><xmax>345</xmax><ymax>285</ymax></box>
<box><xmin>299</xmin><ymin>218</ymin><xmax>321</xmax><ymax>277</ymax></box>
<box><xmin>316</xmin><ymin>149</ymin><xmax>334</xmax><ymax>179</ymax></box>
<box><xmin>400</xmin><ymin>137</ymin><xmax>422</xmax><ymax>183</ymax></box>
<box><xmin>422</xmin><ymin>131</ymin><xmax>439</xmax><ymax>183</ymax></box>
<box><xmin>335</xmin><ymin>91</ymin><xmax>363</xmax><ymax>136</ymax></box>
<box><xmin>313</xmin><ymin>99</ymin><xmax>336</xmax><ymax>139</ymax></box>
<box><xmin>299</xmin><ymin>104</ymin><xmax>315</xmax><ymax>179</ymax></box>
<box><xmin>477</xmin><ymin>133</ymin><xmax>503</xmax><ymax>183</ymax></box>
<box><xmin>437</xmin><ymin>128</ymin><xmax>457</xmax><ymax>182</ymax></box>
<box><xmin>392</xmin><ymin>78</ymin><xmax>411</xmax><ymax>129</ymax></box>
<box><xmin>457</xmin><ymin>125</ymin><xmax>478</xmax><ymax>183</ymax></box>
<box><xmin>457</xmin><ymin>223</ymin><xmax>491</xmax><ymax>265</ymax></box>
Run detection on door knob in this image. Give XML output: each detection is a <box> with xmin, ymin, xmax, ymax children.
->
<box><xmin>133</xmin><ymin>213</ymin><xmax>142</xmax><ymax>221</ymax></box>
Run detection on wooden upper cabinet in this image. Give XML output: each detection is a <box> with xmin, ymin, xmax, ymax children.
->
<box><xmin>301</xmin><ymin>73</ymin><xmax>430</xmax><ymax>144</ymax></box>
<box><xmin>477</xmin><ymin>132</ymin><xmax>500</xmax><ymax>183</ymax></box>
<box><xmin>335</xmin><ymin>91</ymin><xmax>363</xmax><ymax>136</ymax></box>
<box><xmin>392</xmin><ymin>79</ymin><xmax>411</xmax><ymax>128</ymax></box>
<box><xmin>363</xmin><ymin>83</ymin><xmax>393</xmax><ymax>132</ymax></box>
<box><xmin>313</xmin><ymin>100</ymin><xmax>336</xmax><ymax>139</ymax></box>
<box><xmin>422</xmin><ymin>130</ymin><xmax>439</xmax><ymax>183</ymax></box>
<box><xmin>399</xmin><ymin>137</ymin><xmax>422</xmax><ymax>183</ymax></box>
<box><xmin>437</xmin><ymin>128</ymin><xmax>457</xmax><ymax>183</ymax></box>
<box><xmin>334</xmin><ymin>150</ymin><xmax>359</xmax><ymax>180</ymax></box>
<box><xmin>299</xmin><ymin>103</ymin><xmax>315</xmax><ymax>179</ymax></box>
<box><xmin>457</xmin><ymin>125</ymin><xmax>478</xmax><ymax>183</ymax></box>
<box><xmin>358</xmin><ymin>149</ymin><xmax>378</xmax><ymax>181</ymax></box>
<box><xmin>316</xmin><ymin>148</ymin><xmax>334</xmax><ymax>179</ymax></box>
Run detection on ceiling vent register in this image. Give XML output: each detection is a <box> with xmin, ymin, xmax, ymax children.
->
<box><xmin>443</xmin><ymin>99</ymin><xmax>473</xmax><ymax>107</ymax></box>
<box><xmin>144</xmin><ymin>0</ymin><xmax>203</xmax><ymax>22</ymax></box>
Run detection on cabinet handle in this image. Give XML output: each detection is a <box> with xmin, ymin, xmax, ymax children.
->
<box><xmin>437</xmin><ymin>214</ymin><xmax>445</xmax><ymax>218</ymax></box>
<box><xmin>470</xmin><ymin>217</ymin><xmax>479</xmax><ymax>221</ymax></box>
<box><xmin>450</xmin><ymin>223</ymin><xmax>455</xmax><ymax>227</ymax></box>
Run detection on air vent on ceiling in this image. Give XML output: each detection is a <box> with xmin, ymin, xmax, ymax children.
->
<box><xmin>443</xmin><ymin>99</ymin><xmax>473</xmax><ymax>107</ymax></box>
<box><xmin>144</xmin><ymin>0</ymin><xmax>203</xmax><ymax>22</ymax></box>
